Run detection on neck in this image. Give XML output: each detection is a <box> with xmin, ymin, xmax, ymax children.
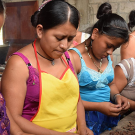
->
<box><xmin>90</xmin><ymin>48</ymin><xmax>101</xmax><ymax>62</ymax></box>
<box><xmin>85</xmin><ymin>39</ymin><xmax>102</xmax><ymax>62</ymax></box>
<box><xmin>34</xmin><ymin>40</ymin><xmax>53</xmax><ymax>61</ymax></box>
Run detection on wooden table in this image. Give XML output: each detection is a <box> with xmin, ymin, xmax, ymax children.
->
<box><xmin>100</xmin><ymin>111</ymin><xmax>135</xmax><ymax>135</ymax></box>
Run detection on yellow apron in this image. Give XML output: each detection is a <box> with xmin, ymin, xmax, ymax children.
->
<box><xmin>30</xmin><ymin>40</ymin><xmax>79</xmax><ymax>132</ymax></box>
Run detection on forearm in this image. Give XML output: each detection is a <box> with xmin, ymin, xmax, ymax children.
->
<box><xmin>82</xmin><ymin>100</ymin><xmax>102</xmax><ymax>111</ymax></box>
<box><xmin>109</xmin><ymin>83</ymin><xmax>120</xmax><ymax>102</ymax></box>
<box><xmin>6</xmin><ymin>107</ymin><xmax>24</xmax><ymax>135</ymax></box>
<box><xmin>13</xmin><ymin>115</ymin><xmax>61</xmax><ymax>135</ymax></box>
<box><xmin>77</xmin><ymin>98</ymin><xmax>86</xmax><ymax>128</ymax></box>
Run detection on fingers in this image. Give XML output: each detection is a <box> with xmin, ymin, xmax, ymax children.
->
<box><xmin>120</xmin><ymin>110</ymin><xmax>128</xmax><ymax>115</ymax></box>
<box><xmin>110</xmin><ymin>103</ymin><xmax>122</xmax><ymax>110</ymax></box>
<box><xmin>86</xmin><ymin>127</ymin><xmax>94</xmax><ymax>135</ymax></box>
<box><xmin>116</xmin><ymin>95</ymin><xmax>130</xmax><ymax>110</ymax></box>
<box><xmin>108</xmin><ymin>103</ymin><xmax>122</xmax><ymax>116</ymax></box>
<box><xmin>122</xmin><ymin>101</ymin><xmax>130</xmax><ymax>110</ymax></box>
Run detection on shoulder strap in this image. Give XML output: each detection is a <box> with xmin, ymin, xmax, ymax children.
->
<box><xmin>12</xmin><ymin>52</ymin><xmax>32</xmax><ymax>66</ymax></box>
<box><xmin>69</xmin><ymin>48</ymin><xmax>82</xmax><ymax>58</ymax></box>
<box><xmin>64</xmin><ymin>51</ymin><xmax>75</xmax><ymax>74</ymax></box>
<box><xmin>107</xmin><ymin>55</ymin><xmax>112</xmax><ymax>65</ymax></box>
<box><xmin>69</xmin><ymin>48</ymin><xmax>87</xmax><ymax>67</ymax></box>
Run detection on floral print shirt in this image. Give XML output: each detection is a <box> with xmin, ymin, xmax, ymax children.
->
<box><xmin>0</xmin><ymin>93</ymin><xmax>10</xmax><ymax>135</ymax></box>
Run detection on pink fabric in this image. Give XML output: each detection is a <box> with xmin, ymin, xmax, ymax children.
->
<box><xmin>73</xmin><ymin>41</ymin><xmax>79</xmax><ymax>46</ymax></box>
<box><xmin>13</xmin><ymin>52</ymin><xmax>40</xmax><ymax>121</ymax></box>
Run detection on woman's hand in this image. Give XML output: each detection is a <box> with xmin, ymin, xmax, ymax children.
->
<box><xmin>77</xmin><ymin>124</ymin><xmax>94</xmax><ymax>135</ymax></box>
<box><xmin>115</xmin><ymin>94</ymin><xmax>130</xmax><ymax>111</ymax></box>
<box><xmin>98</xmin><ymin>102</ymin><xmax>122</xmax><ymax>116</ymax></box>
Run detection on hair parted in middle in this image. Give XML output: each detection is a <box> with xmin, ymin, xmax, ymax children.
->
<box><xmin>31</xmin><ymin>0</ymin><xmax>80</xmax><ymax>30</ymax></box>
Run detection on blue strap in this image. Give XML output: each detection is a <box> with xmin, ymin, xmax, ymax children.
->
<box><xmin>69</xmin><ymin>48</ymin><xmax>87</xmax><ymax>67</ymax></box>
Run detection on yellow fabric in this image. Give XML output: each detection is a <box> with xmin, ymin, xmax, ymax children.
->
<box><xmin>32</xmin><ymin>68</ymin><xmax>79</xmax><ymax>132</ymax></box>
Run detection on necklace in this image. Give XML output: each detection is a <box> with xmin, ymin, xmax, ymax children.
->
<box><xmin>85</xmin><ymin>42</ymin><xmax>103</xmax><ymax>73</ymax></box>
<box><xmin>32</xmin><ymin>43</ymin><xmax>55</xmax><ymax>66</ymax></box>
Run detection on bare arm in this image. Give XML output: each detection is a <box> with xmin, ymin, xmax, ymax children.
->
<box><xmin>77</xmin><ymin>98</ymin><xmax>93</xmax><ymax>135</ymax></box>
<box><xmin>114</xmin><ymin>65</ymin><xmax>135</xmax><ymax>111</ymax></box>
<box><xmin>1</xmin><ymin>55</ymin><xmax>78</xmax><ymax>135</ymax></box>
<box><xmin>121</xmin><ymin>34</ymin><xmax>135</xmax><ymax>60</ymax></box>
<box><xmin>109</xmin><ymin>75</ymin><xmax>130</xmax><ymax>112</ymax></box>
<box><xmin>82</xmin><ymin>100</ymin><xmax>122</xmax><ymax>117</ymax></box>
<box><xmin>6</xmin><ymin>107</ymin><xmax>33</xmax><ymax>135</ymax></box>
<box><xmin>68</xmin><ymin>51</ymin><xmax>93</xmax><ymax>135</ymax></box>
<box><xmin>114</xmin><ymin>65</ymin><xmax>128</xmax><ymax>93</ymax></box>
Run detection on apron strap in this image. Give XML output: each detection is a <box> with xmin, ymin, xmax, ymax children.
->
<box><xmin>33</xmin><ymin>39</ymin><xmax>41</xmax><ymax>72</ymax></box>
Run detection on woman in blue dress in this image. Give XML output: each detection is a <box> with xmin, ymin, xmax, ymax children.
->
<box><xmin>69</xmin><ymin>2</ymin><xmax>130</xmax><ymax>135</ymax></box>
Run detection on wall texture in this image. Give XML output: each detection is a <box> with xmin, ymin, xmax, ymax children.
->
<box><xmin>66</xmin><ymin>0</ymin><xmax>135</xmax><ymax>66</ymax></box>
<box><xmin>3</xmin><ymin>0</ymin><xmax>135</xmax><ymax>65</ymax></box>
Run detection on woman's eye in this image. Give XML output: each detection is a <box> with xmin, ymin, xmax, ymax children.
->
<box><xmin>56</xmin><ymin>37</ymin><xmax>62</xmax><ymax>41</ymax></box>
<box><xmin>107</xmin><ymin>44</ymin><xmax>112</xmax><ymax>48</ymax></box>
<box><xmin>68</xmin><ymin>38</ymin><xmax>74</xmax><ymax>42</ymax></box>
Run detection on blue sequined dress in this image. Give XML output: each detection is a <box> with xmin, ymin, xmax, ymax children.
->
<box><xmin>70</xmin><ymin>48</ymin><xmax>120</xmax><ymax>135</ymax></box>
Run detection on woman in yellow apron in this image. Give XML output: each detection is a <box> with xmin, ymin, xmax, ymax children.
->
<box><xmin>1</xmin><ymin>0</ymin><xmax>93</xmax><ymax>135</ymax></box>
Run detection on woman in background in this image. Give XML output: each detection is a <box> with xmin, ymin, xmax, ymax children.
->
<box><xmin>114</xmin><ymin>10</ymin><xmax>135</xmax><ymax>111</ymax></box>
<box><xmin>121</xmin><ymin>10</ymin><xmax>135</xmax><ymax>60</ymax></box>
<box><xmin>69</xmin><ymin>2</ymin><xmax>130</xmax><ymax>135</ymax></box>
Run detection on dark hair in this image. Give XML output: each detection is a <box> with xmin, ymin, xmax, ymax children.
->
<box><xmin>128</xmin><ymin>10</ymin><xmax>135</xmax><ymax>32</ymax></box>
<box><xmin>90</xmin><ymin>2</ymin><xmax>129</xmax><ymax>43</ymax></box>
<box><xmin>0</xmin><ymin>0</ymin><xmax>5</xmax><ymax>14</ymax></box>
<box><xmin>97</xmin><ymin>2</ymin><xmax>112</xmax><ymax>19</ymax></box>
<box><xmin>31</xmin><ymin>0</ymin><xmax>80</xmax><ymax>30</ymax></box>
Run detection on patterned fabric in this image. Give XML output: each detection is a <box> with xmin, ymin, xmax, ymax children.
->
<box><xmin>12</xmin><ymin>52</ymin><xmax>40</xmax><ymax>121</ymax></box>
<box><xmin>70</xmin><ymin>48</ymin><xmax>119</xmax><ymax>135</ymax></box>
<box><xmin>70</xmin><ymin>48</ymin><xmax>114</xmax><ymax>102</ymax></box>
<box><xmin>117</xmin><ymin>58</ymin><xmax>135</xmax><ymax>101</ymax></box>
<box><xmin>0</xmin><ymin>93</ymin><xmax>10</xmax><ymax>135</ymax></box>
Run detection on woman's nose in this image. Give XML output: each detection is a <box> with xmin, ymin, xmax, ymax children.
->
<box><xmin>60</xmin><ymin>39</ymin><xmax>68</xmax><ymax>50</ymax></box>
<box><xmin>107</xmin><ymin>48</ymin><xmax>113</xmax><ymax>55</ymax></box>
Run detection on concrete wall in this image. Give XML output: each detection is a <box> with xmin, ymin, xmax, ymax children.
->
<box><xmin>66</xmin><ymin>0</ymin><xmax>135</xmax><ymax>66</ymax></box>
<box><xmin>3</xmin><ymin>0</ymin><xmax>135</xmax><ymax>65</ymax></box>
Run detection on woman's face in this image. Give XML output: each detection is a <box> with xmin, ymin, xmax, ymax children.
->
<box><xmin>91</xmin><ymin>28</ymin><xmax>125</xmax><ymax>60</ymax></box>
<box><xmin>37</xmin><ymin>21</ymin><xmax>77</xmax><ymax>59</ymax></box>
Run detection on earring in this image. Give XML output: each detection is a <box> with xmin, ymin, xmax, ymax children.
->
<box><xmin>90</xmin><ymin>40</ymin><xmax>93</xmax><ymax>49</ymax></box>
